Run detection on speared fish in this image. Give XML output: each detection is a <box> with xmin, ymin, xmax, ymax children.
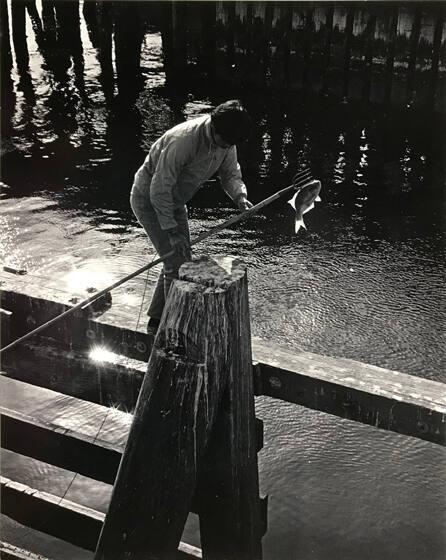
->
<box><xmin>287</xmin><ymin>179</ymin><xmax>322</xmax><ymax>233</ymax></box>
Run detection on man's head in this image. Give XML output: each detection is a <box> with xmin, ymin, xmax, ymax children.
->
<box><xmin>210</xmin><ymin>100</ymin><xmax>252</xmax><ymax>147</ymax></box>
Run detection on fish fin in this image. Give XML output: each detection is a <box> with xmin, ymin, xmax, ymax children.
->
<box><xmin>303</xmin><ymin>202</ymin><xmax>315</xmax><ymax>214</ymax></box>
<box><xmin>315</xmin><ymin>195</ymin><xmax>321</xmax><ymax>202</ymax></box>
<box><xmin>287</xmin><ymin>192</ymin><xmax>297</xmax><ymax>209</ymax></box>
<box><xmin>295</xmin><ymin>218</ymin><xmax>306</xmax><ymax>233</ymax></box>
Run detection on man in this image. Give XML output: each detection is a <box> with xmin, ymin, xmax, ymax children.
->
<box><xmin>130</xmin><ymin>99</ymin><xmax>253</xmax><ymax>334</ymax></box>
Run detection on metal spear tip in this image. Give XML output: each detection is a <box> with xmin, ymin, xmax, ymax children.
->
<box><xmin>291</xmin><ymin>168</ymin><xmax>312</xmax><ymax>188</ymax></box>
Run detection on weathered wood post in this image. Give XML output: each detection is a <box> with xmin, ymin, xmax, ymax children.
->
<box><xmin>0</xmin><ymin>0</ymin><xmax>14</xmax><ymax>134</ymax></box>
<box><xmin>406</xmin><ymin>6</ymin><xmax>422</xmax><ymax>106</ymax></box>
<box><xmin>11</xmin><ymin>0</ymin><xmax>30</xmax><ymax>75</ymax></box>
<box><xmin>321</xmin><ymin>4</ymin><xmax>334</xmax><ymax>96</ymax></box>
<box><xmin>342</xmin><ymin>6</ymin><xmax>355</xmax><ymax>100</ymax></box>
<box><xmin>113</xmin><ymin>1</ymin><xmax>145</xmax><ymax>100</ymax></box>
<box><xmin>94</xmin><ymin>256</ymin><xmax>262</xmax><ymax>560</ymax></box>
<box><xmin>384</xmin><ymin>6</ymin><xmax>398</xmax><ymax>105</ymax></box>
<box><xmin>361</xmin><ymin>9</ymin><xmax>377</xmax><ymax>101</ymax></box>
<box><xmin>429</xmin><ymin>5</ymin><xmax>444</xmax><ymax>108</ymax></box>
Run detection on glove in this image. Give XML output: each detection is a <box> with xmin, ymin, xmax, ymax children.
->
<box><xmin>237</xmin><ymin>196</ymin><xmax>254</xmax><ymax>211</ymax></box>
<box><xmin>167</xmin><ymin>230</ymin><xmax>191</xmax><ymax>259</ymax></box>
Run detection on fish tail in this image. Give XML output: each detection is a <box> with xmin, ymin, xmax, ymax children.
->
<box><xmin>295</xmin><ymin>218</ymin><xmax>306</xmax><ymax>233</ymax></box>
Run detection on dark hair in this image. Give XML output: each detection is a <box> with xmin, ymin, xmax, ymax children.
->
<box><xmin>210</xmin><ymin>100</ymin><xmax>252</xmax><ymax>145</ymax></box>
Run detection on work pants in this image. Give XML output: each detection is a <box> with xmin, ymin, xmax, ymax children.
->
<box><xmin>130</xmin><ymin>192</ymin><xmax>191</xmax><ymax>320</ymax></box>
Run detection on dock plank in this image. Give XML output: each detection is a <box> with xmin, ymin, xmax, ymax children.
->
<box><xmin>0</xmin><ymin>541</ymin><xmax>52</xmax><ymax>560</ymax></box>
<box><xmin>1</xmin><ymin>476</ymin><xmax>202</xmax><ymax>558</ymax></box>
<box><xmin>0</xmin><ymin>377</ymin><xmax>265</xmax><ymax>511</ymax></box>
<box><xmin>0</xmin><ymin>376</ymin><xmax>132</xmax><ymax>448</ymax></box>
<box><xmin>252</xmin><ymin>339</ymin><xmax>446</xmax><ymax>445</ymax></box>
<box><xmin>2</xmin><ymin>284</ymin><xmax>446</xmax><ymax>445</ymax></box>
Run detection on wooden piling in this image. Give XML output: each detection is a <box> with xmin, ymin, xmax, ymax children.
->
<box><xmin>429</xmin><ymin>5</ymin><xmax>444</xmax><ymax>108</ymax></box>
<box><xmin>200</xmin><ymin>2</ymin><xmax>217</xmax><ymax>79</ymax></box>
<box><xmin>406</xmin><ymin>5</ymin><xmax>422</xmax><ymax>105</ymax></box>
<box><xmin>0</xmin><ymin>0</ymin><xmax>12</xmax><ymax>74</ymax></box>
<box><xmin>302</xmin><ymin>8</ymin><xmax>314</xmax><ymax>93</ymax></box>
<box><xmin>361</xmin><ymin>9</ymin><xmax>377</xmax><ymax>101</ymax></box>
<box><xmin>113</xmin><ymin>1</ymin><xmax>145</xmax><ymax>99</ymax></box>
<box><xmin>11</xmin><ymin>0</ymin><xmax>29</xmax><ymax>74</ymax></box>
<box><xmin>41</xmin><ymin>0</ymin><xmax>57</xmax><ymax>48</ymax></box>
<box><xmin>384</xmin><ymin>6</ymin><xmax>399</xmax><ymax>105</ymax></box>
<box><xmin>342</xmin><ymin>7</ymin><xmax>355</xmax><ymax>100</ymax></box>
<box><xmin>24</xmin><ymin>0</ymin><xmax>44</xmax><ymax>49</ymax></box>
<box><xmin>0</xmin><ymin>0</ymin><xmax>14</xmax><ymax>123</ymax></box>
<box><xmin>321</xmin><ymin>4</ymin><xmax>334</xmax><ymax>96</ymax></box>
<box><xmin>170</xmin><ymin>1</ymin><xmax>188</xmax><ymax>78</ymax></box>
<box><xmin>94</xmin><ymin>256</ymin><xmax>262</xmax><ymax>560</ymax></box>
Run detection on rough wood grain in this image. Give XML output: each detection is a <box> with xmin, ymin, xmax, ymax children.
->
<box><xmin>94</xmin><ymin>256</ymin><xmax>262</xmax><ymax>560</ymax></box>
<box><xmin>0</xmin><ymin>476</ymin><xmax>201</xmax><ymax>559</ymax></box>
<box><xmin>0</xmin><ymin>377</ymin><xmax>263</xmax><ymax>514</ymax></box>
<box><xmin>181</xmin><ymin>258</ymin><xmax>262</xmax><ymax>560</ymax></box>
<box><xmin>252</xmin><ymin>339</ymin><xmax>446</xmax><ymax>446</ymax></box>
<box><xmin>0</xmin><ymin>541</ymin><xmax>51</xmax><ymax>560</ymax></box>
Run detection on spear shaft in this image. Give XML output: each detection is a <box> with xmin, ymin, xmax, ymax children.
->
<box><xmin>0</xmin><ymin>170</ymin><xmax>312</xmax><ymax>354</ymax></box>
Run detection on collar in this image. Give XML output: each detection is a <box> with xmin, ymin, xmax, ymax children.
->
<box><xmin>204</xmin><ymin>115</ymin><xmax>228</xmax><ymax>150</ymax></box>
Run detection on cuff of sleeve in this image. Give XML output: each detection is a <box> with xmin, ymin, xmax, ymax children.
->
<box><xmin>233</xmin><ymin>192</ymin><xmax>247</xmax><ymax>203</ymax></box>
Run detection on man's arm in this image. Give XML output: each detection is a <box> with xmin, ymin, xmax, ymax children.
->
<box><xmin>218</xmin><ymin>146</ymin><xmax>252</xmax><ymax>210</ymax></box>
<box><xmin>150</xmin><ymin>140</ymin><xmax>189</xmax><ymax>230</ymax></box>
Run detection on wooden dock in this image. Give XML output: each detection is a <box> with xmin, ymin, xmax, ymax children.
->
<box><xmin>2</xmin><ymin>1</ymin><xmax>445</xmax><ymax>112</ymax></box>
<box><xmin>1</xmin><ymin>258</ymin><xmax>445</xmax><ymax>558</ymax></box>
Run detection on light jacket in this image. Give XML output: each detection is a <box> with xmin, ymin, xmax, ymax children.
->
<box><xmin>131</xmin><ymin>115</ymin><xmax>248</xmax><ymax>230</ymax></box>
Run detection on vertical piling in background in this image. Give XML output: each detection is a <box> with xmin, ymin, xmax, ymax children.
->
<box><xmin>82</xmin><ymin>1</ymin><xmax>113</xmax><ymax>103</ymax></box>
<box><xmin>83</xmin><ymin>1</ymin><xmax>100</xmax><ymax>48</ymax></box>
<box><xmin>53</xmin><ymin>1</ymin><xmax>81</xmax><ymax>82</ymax></box>
<box><xmin>269</xmin><ymin>3</ymin><xmax>290</xmax><ymax>89</ymax></box>
<box><xmin>361</xmin><ymin>9</ymin><xmax>377</xmax><ymax>101</ymax></box>
<box><xmin>282</xmin><ymin>5</ymin><xmax>293</xmax><ymax>88</ymax></box>
<box><xmin>263</xmin><ymin>1</ymin><xmax>274</xmax><ymax>87</ymax></box>
<box><xmin>11</xmin><ymin>0</ymin><xmax>36</xmax><ymax>104</ymax></box>
<box><xmin>113</xmin><ymin>1</ymin><xmax>145</xmax><ymax>100</ymax></box>
<box><xmin>384</xmin><ymin>6</ymin><xmax>399</xmax><ymax>106</ymax></box>
<box><xmin>200</xmin><ymin>2</ymin><xmax>217</xmax><ymax>80</ymax></box>
<box><xmin>302</xmin><ymin>7</ymin><xmax>314</xmax><ymax>94</ymax></box>
<box><xmin>41</xmin><ymin>0</ymin><xmax>57</xmax><ymax>51</ymax></box>
<box><xmin>24</xmin><ymin>0</ymin><xmax>44</xmax><ymax>50</ymax></box>
<box><xmin>0</xmin><ymin>0</ymin><xmax>14</xmax><ymax>117</ymax></box>
<box><xmin>429</xmin><ymin>5</ymin><xmax>445</xmax><ymax>111</ymax></box>
<box><xmin>11</xmin><ymin>0</ymin><xmax>29</xmax><ymax>75</ymax></box>
<box><xmin>342</xmin><ymin>6</ymin><xmax>355</xmax><ymax>100</ymax></box>
<box><xmin>171</xmin><ymin>1</ymin><xmax>188</xmax><ymax>79</ymax></box>
<box><xmin>226</xmin><ymin>2</ymin><xmax>236</xmax><ymax>82</ymax></box>
<box><xmin>248</xmin><ymin>2</ymin><xmax>267</xmax><ymax>89</ymax></box>
<box><xmin>95</xmin><ymin>2</ymin><xmax>114</xmax><ymax>103</ymax></box>
<box><xmin>321</xmin><ymin>4</ymin><xmax>334</xmax><ymax>96</ymax></box>
<box><xmin>232</xmin><ymin>2</ymin><xmax>250</xmax><ymax>86</ymax></box>
<box><xmin>287</xmin><ymin>6</ymin><xmax>304</xmax><ymax>91</ymax></box>
<box><xmin>406</xmin><ymin>5</ymin><xmax>422</xmax><ymax>106</ymax></box>
<box><xmin>1</xmin><ymin>0</ymin><xmax>13</xmax><ymax>73</ymax></box>
<box><xmin>94</xmin><ymin>256</ymin><xmax>263</xmax><ymax>560</ymax></box>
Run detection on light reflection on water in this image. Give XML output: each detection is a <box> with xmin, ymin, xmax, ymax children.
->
<box><xmin>1</xmin><ymin>4</ymin><xmax>446</xmax><ymax>559</ymax></box>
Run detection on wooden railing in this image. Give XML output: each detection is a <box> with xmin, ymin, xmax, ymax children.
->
<box><xmin>1</xmin><ymin>260</ymin><xmax>445</xmax><ymax>558</ymax></box>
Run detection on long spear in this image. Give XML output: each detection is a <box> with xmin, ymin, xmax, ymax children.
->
<box><xmin>0</xmin><ymin>169</ymin><xmax>313</xmax><ymax>355</ymax></box>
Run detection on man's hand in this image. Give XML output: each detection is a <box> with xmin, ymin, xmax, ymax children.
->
<box><xmin>237</xmin><ymin>196</ymin><xmax>254</xmax><ymax>211</ymax></box>
<box><xmin>168</xmin><ymin>230</ymin><xmax>191</xmax><ymax>259</ymax></box>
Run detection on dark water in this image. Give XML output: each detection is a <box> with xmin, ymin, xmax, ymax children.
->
<box><xmin>1</xmin><ymin>4</ymin><xmax>446</xmax><ymax>559</ymax></box>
